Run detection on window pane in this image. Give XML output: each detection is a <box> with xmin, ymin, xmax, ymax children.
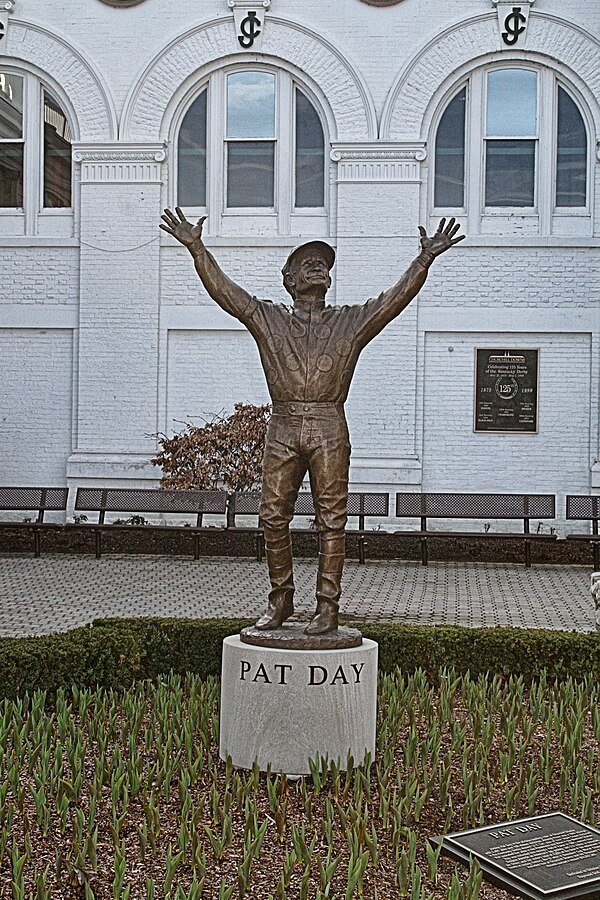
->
<box><xmin>487</xmin><ymin>70</ymin><xmax>537</xmax><ymax>137</ymax></box>
<box><xmin>485</xmin><ymin>139</ymin><xmax>535</xmax><ymax>206</ymax></box>
<box><xmin>0</xmin><ymin>73</ymin><xmax>24</xmax><ymax>139</ymax></box>
<box><xmin>295</xmin><ymin>91</ymin><xmax>324</xmax><ymax>208</ymax></box>
<box><xmin>0</xmin><ymin>144</ymin><xmax>23</xmax><ymax>206</ymax></box>
<box><xmin>434</xmin><ymin>86</ymin><xmax>466</xmax><ymax>208</ymax></box>
<box><xmin>178</xmin><ymin>90</ymin><xmax>207</xmax><ymax>206</ymax></box>
<box><xmin>227</xmin><ymin>72</ymin><xmax>275</xmax><ymax>139</ymax></box>
<box><xmin>227</xmin><ymin>141</ymin><xmax>274</xmax><ymax>207</ymax></box>
<box><xmin>43</xmin><ymin>92</ymin><xmax>72</xmax><ymax>208</ymax></box>
<box><xmin>556</xmin><ymin>87</ymin><xmax>587</xmax><ymax>208</ymax></box>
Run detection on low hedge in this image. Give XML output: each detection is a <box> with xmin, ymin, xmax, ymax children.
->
<box><xmin>0</xmin><ymin>618</ymin><xmax>597</xmax><ymax>699</ymax></box>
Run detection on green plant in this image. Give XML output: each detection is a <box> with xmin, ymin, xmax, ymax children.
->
<box><xmin>0</xmin><ymin>620</ymin><xmax>597</xmax><ymax>701</ymax></box>
<box><xmin>0</xmin><ymin>669</ymin><xmax>597</xmax><ymax>897</ymax></box>
<box><xmin>112</xmin><ymin>515</ymin><xmax>150</xmax><ymax>526</ymax></box>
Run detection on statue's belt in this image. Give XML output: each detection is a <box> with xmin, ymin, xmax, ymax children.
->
<box><xmin>272</xmin><ymin>401</ymin><xmax>344</xmax><ymax>416</ymax></box>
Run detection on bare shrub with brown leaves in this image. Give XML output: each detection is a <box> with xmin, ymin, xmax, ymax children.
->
<box><xmin>152</xmin><ymin>403</ymin><xmax>271</xmax><ymax>494</ymax></box>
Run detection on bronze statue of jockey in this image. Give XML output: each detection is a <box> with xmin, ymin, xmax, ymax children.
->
<box><xmin>160</xmin><ymin>209</ymin><xmax>464</xmax><ymax>634</ymax></box>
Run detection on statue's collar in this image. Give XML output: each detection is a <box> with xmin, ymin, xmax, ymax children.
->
<box><xmin>292</xmin><ymin>298</ymin><xmax>326</xmax><ymax>314</ymax></box>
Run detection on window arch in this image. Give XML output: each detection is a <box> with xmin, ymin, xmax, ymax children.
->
<box><xmin>432</xmin><ymin>65</ymin><xmax>590</xmax><ymax>232</ymax></box>
<box><xmin>0</xmin><ymin>69</ymin><xmax>73</xmax><ymax>229</ymax></box>
<box><xmin>174</xmin><ymin>66</ymin><xmax>327</xmax><ymax>234</ymax></box>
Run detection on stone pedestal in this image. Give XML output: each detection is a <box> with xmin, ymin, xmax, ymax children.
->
<box><xmin>219</xmin><ymin>635</ymin><xmax>378</xmax><ymax>775</ymax></box>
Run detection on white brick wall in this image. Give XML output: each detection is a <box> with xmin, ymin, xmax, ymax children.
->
<box><xmin>424</xmin><ymin>248</ymin><xmax>600</xmax><ymax>308</ymax></box>
<box><xmin>165</xmin><ymin>330</ymin><xmax>270</xmax><ymax>434</ymax></box>
<box><xmin>0</xmin><ymin>329</ymin><xmax>73</xmax><ymax>483</ymax></box>
<box><xmin>0</xmin><ymin>0</ymin><xmax>598</xmax><ymax>503</ymax></box>
<box><xmin>160</xmin><ymin>246</ymin><xmax>297</xmax><ymax>308</ymax></box>
<box><xmin>76</xmin><ymin>181</ymin><xmax>161</xmax><ymax>452</ymax></box>
<box><xmin>347</xmin><ymin>309</ymin><xmax>419</xmax><ymax>459</ymax></box>
<box><xmin>0</xmin><ymin>249</ymin><xmax>79</xmax><ymax>305</ymax></box>
<box><xmin>422</xmin><ymin>332</ymin><xmax>591</xmax><ymax>511</ymax></box>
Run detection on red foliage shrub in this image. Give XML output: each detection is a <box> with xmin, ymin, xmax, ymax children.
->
<box><xmin>152</xmin><ymin>403</ymin><xmax>271</xmax><ymax>493</ymax></box>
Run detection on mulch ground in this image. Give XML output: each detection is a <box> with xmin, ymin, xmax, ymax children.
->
<box><xmin>0</xmin><ymin>669</ymin><xmax>598</xmax><ymax>899</ymax></box>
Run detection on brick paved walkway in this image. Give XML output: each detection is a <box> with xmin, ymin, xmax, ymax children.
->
<box><xmin>0</xmin><ymin>555</ymin><xmax>595</xmax><ymax>636</ymax></box>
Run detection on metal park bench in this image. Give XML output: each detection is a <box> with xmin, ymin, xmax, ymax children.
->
<box><xmin>565</xmin><ymin>495</ymin><xmax>600</xmax><ymax>569</ymax></box>
<box><xmin>0</xmin><ymin>486</ymin><xmax>69</xmax><ymax>557</ymax></box>
<box><xmin>71</xmin><ymin>487</ymin><xmax>228</xmax><ymax>559</ymax></box>
<box><xmin>395</xmin><ymin>492</ymin><xmax>556</xmax><ymax>568</ymax></box>
<box><xmin>229</xmin><ymin>490</ymin><xmax>390</xmax><ymax>563</ymax></box>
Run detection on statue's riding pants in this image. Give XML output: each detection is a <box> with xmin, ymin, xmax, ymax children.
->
<box><xmin>259</xmin><ymin>402</ymin><xmax>350</xmax><ymax>615</ymax></box>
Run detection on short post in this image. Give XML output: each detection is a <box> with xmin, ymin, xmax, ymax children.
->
<box><xmin>590</xmin><ymin>573</ymin><xmax>600</xmax><ymax>631</ymax></box>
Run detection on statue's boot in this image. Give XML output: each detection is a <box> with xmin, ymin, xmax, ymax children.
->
<box><xmin>305</xmin><ymin>534</ymin><xmax>345</xmax><ymax>635</ymax></box>
<box><xmin>254</xmin><ymin>531</ymin><xmax>295</xmax><ymax>630</ymax></box>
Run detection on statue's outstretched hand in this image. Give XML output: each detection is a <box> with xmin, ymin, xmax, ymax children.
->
<box><xmin>160</xmin><ymin>207</ymin><xmax>206</xmax><ymax>247</ymax></box>
<box><xmin>418</xmin><ymin>217</ymin><xmax>465</xmax><ymax>259</ymax></box>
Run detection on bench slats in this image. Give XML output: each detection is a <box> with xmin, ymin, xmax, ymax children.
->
<box><xmin>232</xmin><ymin>491</ymin><xmax>389</xmax><ymax>519</ymax></box>
<box><xmin>395</xmin><ymin>492</ymin><xmax>556</xmax><ymax>568</ymax></box>
<box><xmin>396</xmin><ymin>492</ymin><xmax>555</xmax><ymax>520</ymax></box>
<box><xmin>0</xmin><ymin>487</ymin><xmax>69</xmax><ymax>557</ymax></box>
<box><xmin>75</xmin><ymin>487</ymin><xmax>227</xmax><ymax>515</ymax></box>
<box><xmin>0</xmin><ymin>487</ymin><xmax>69</xmax><ymax>512</ymax></box>
<box><xmin>565</xmin><ymin>494</ymin><xmax>600</xmax><ymax>568</ymax></box>
<box><xmin>73</xmin><ymin>487</ymin><xmax>228</xmax><ymax>559</ymax></box>
<box><xmin>566</xmin><ymin>495</ymin><xmax>600</xmax><ymax>521</ymax></box>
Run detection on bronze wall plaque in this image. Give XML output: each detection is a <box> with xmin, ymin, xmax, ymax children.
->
<box><xmin>432</xmin><ymin>813</ymin><xmax>600</xmax><ymax>900</ymax></box>
<box><xmin>474</xmin><ymin>348</ymin><xmax>539</xmax><ymax>434</ymax></box>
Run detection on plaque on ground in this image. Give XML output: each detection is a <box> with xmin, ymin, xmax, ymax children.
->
<box><xmin>432</xmin><ymin>813</ymin><xmax>600</xmax><ymax>900</ymax></box>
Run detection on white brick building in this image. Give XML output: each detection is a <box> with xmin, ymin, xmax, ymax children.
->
<box><xmin>1</xmin><ymin>0</ymin><xmax>599</xmax><ymax>522</ymax></box>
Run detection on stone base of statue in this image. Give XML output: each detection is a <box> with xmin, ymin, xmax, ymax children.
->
<box><xmin>219</xmin><ymin>626</ymin><xmax>378</xmax><ymax>775</ymax></box>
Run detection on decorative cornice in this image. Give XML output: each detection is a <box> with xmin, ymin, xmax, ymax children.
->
<box><xmin>73</xmin><ymin>143</ymin><xmax>166</xmax><ymax>183</ymax></box>
<box><xmin>331</xmin><ymin>149</ymin><xmax>427</xmax><ymax>162</ymax></box>
<box><xmin>331</xmin><ymin>143</ymin><xmax>426</xmax><ymax>183</ymax></box>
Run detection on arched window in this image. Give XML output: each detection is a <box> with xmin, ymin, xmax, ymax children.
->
<box><xmin>0</xmin><ymin>72</ymin><xmax>24</xmax><ymax>208</ymax></box>
<box><xmin>177</xmin><ymin>89</ymin><xmax>207</xmax><ymax>208</ymax></box>
<box><xmin>433</xmin><ymin>66</ymin><xmax>589</xmax><ymax>231</ymax></box>
<box><xmin>556</xmin><ymin>87</ymin><xmax>587</xmax><ymax>208</ymax></box>
<box><xmin>295</xmin><ymin>89</ymin><xmax>325</xmax><ymax>208</ymax></box>
<box><xmin>43</xmin><ymin>91</ymin><xmax>73</xmax><ymax>209</ymax></box>
<box><xmin>485</xmin><ymin>69</ymin><xmax>537</xmax><ymax>207</ymax></box>
<box><xmin>226</xmin><ymin>71</ymin><xmax>276</xmax><ymax>208</ymax></box>
<box><xmin>0</xmin><ymin>71</ymin><xmax>72</xmax><ymax>224</ymax></box>
<box><xmin>434</xmin><ymin>86</ymin><xmax>466</xmax><ymax>209</ymax></box>
<box><xmin>174</xmin><ymin>68</ymin><xmax>327</xmax><ymax>232</ymax></box>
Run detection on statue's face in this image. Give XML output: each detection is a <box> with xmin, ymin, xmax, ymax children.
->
<box><xmin>288</xmin><ymin>252</ymin><xmax>331</xmax><ymax>298</ymax></box>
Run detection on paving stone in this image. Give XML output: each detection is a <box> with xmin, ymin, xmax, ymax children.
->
<box><xmin>0</xmin><ymin>555</ymin><xmax>594</xmax><ymax>637</ymax></box>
